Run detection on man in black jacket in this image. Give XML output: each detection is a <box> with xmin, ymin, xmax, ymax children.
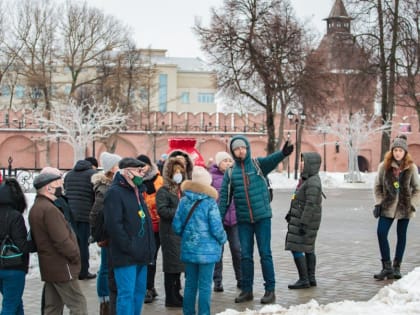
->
<box><xmin>64</xmin><ymin>158</ymin><xmax>97</xmax><ymax>280</ymax></box>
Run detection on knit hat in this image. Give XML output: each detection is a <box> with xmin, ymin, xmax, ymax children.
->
<box><xmin>100</xmin><ymin>152</ymin><xmax>122</xmax><ymax>173</ymax></box>
<box><xmin>215</xmin><ymin>151</ymin><xmax>232</xmax><ymax>166</ymax></box>
<box><xmin>119</xmin><ymin>157</ymin><xmax>145</xmax><ymax>169</ymax></box>
<box><xmin>33</xmin><ymin>173</ymin><xmax>61</xmax><ymax>189</ymax></box>
<box><xmin>161</xmin><ymin>153</ymin><xmax>168</xmax><ymax>160</ymax></box>
<box><xmin>231</xmin><ymin>138</ymin><xmax>247</xmax><ymax>150</ymax></box>
<box><xmin>391</xmin><ymin>136</ymin><xmax>408</xmax><ymax>152</ymax></box>
<box><xmin>192</xmin><ymin>166</ymin><xmax>212</xmax><ymax>186</ymax></box>
<box><xmin>40</xmin><ymin>166</ymin><xmax>62</xmax><ymax>177</ymax></box>
<box><xmin>137</xmin><ymin>154</ymin><xmax>152</xmax><ymax>166</ymax></box>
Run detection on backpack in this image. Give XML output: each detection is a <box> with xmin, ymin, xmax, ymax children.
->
<box><xmin>226</xmin><ymin>158</ymin><xmax>273</xmax><ymax>205</ymax></box>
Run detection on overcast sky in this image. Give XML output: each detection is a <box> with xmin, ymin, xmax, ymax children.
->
<box><xmin>85</xmin><ymin>0</ymin><xmax>334</xmax><ymax>59</ymax></box>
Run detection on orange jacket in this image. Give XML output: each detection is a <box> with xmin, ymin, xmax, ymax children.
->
<box><xmin>143</xmin><ymin>174</ymin><xmax>164</xmax><ymax>232</ymax></box>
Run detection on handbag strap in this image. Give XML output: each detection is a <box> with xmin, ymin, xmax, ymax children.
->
<box><xmin>181</xmin><ymin>199</ymin><xmax>202</xmax><ymax>234</ymax></box>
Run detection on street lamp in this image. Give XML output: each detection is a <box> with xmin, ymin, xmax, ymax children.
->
<box><xmin>56</xmin><ymin>136</ymin><xmax>60</xmax><ymax>169</ymax></box>
<box><xmin>288</xmin><ymin>110</ymin><xmax>306</xmax><ymax>180</ymax></box>
<box><xmin>287</xmin><ymin>131</ymin><xmax>291</xmax><ymax>178</ymax></box>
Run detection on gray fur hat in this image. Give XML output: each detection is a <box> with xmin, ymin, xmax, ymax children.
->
<box><xmin>391</xmin><ymin>136</ymin><xmax>408</xmax><ymax>152</ymax></box>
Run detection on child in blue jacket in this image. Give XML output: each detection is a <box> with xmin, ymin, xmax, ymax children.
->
<box><xmin>173</xmin><ymin>166</ymin><xmax>227</xmax><ymax>315</ymax></box>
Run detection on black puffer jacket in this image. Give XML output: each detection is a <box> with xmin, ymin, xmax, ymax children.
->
<box><xmin>64</xmin><ymin>160</ymin><xmax>96</xmax><ymax>223</ymax></box>
<box><xmin>285</xmin><ymin>152</ymin><xmax>322</xmax><ymax>253</ymax></box>
<box><xmin>0</xmin><ymin>183</ymin><xmax>30</xmax><ymax>272</ymax></box>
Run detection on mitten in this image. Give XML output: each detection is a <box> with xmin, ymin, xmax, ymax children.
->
<box><xmin>282</xmin><ymin>141</ymin><xmax>294</xmax><ymax>157</ymax></box>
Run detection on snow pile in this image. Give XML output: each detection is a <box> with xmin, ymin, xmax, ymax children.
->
<box><xmin>216</xmin><ymin>268</ymin><xmax>420</xmax><ymax>315</ymax></box>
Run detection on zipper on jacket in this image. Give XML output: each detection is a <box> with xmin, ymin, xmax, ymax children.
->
<box><xmin>241</xmin><ymin>161</ymin><xmax>254</xmax><ymax>223</ymax></box>
<box><xmin>66</xmin><ymin>264</ymin><xmax>72</xmax><ymax>280</ymax></box>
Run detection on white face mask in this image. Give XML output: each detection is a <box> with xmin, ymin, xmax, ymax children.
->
<box><xmin>172</xmin><ymin>173</ymin><xmax>183</xmax><ymax>184</ymax></box>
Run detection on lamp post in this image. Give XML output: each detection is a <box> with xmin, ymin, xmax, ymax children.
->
<box><xmin>287</xmin><ymin>110</ymin><xmax>306</xmax><ymax>180</ymax></box>
<box><xmin>56</xmin><ymin>136</ymin><xmax>60</xmax><ymax>169</ymax></box>
<box><xmin>287</xmin><ymin>131</ymin><xmax>291</xmax><ymax>178</ymax></box>
<box><xmin>323</xmin><ymin>130</ymin><xmax>327</xmax><ymax>172</ymax></box>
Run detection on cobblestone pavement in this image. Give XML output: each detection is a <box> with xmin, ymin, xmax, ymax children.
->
<box><xmin>5</xmin><ymin>189</ymin><xmax>420</xmax><ymax>314</ymax></box>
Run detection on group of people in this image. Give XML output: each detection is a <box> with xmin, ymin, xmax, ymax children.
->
<box><xmin>0</xmin><ymin>133</ymin><xmax>419</xmax><ymax>315</ymax></box>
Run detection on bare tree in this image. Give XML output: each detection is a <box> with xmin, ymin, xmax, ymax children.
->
<box><xmin>10</xmin><ymin>0</ymin><xmax>57</xmax><ymax>110</ymax></box>
<box><xmin>394</xmin><ymin>1</ymin><xmax>420</xmax><ymax>129</ymax></box>
<box><xmin>59</xmin><ymin>0</ymin><xmax>130</xmax><ymax>98</ymax></box>
<box><xmin>316</xmin><ymin>110</ymin><xmax>391</xmax><ymax>183</ymax></box>
<box><xmin>347</xmin><ymin>0</ymin><xmax>402</xmax><ymax>159</ymax></box>
<box><xmin>31</xmin><ymin>98</ymin><xmax>127</xmax><ymax>163</ymax></box>
<box><xmin>195</xmin><ymin>0</ymin><xmax>319</xmax><ymax>154</ymax></box>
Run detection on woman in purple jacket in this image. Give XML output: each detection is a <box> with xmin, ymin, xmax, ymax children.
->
<box><xmin>209</xmin><ymin>151</ymin><xmax>242</xmax><ymax>292</ymax></box>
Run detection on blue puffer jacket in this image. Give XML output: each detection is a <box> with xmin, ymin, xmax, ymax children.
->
<box><xmin>173</xmin><ymin>180</ymin><xmax>226</xmax><ymax>264</ymax></box>
<box><xmin>103</xmin><ymin>172</ymin><xmax>156</xmax><ymax>267</ymax></box>
<box><xmin>218</xmin><ymin>135</ymin><xmax>287</xmax><ymax>223</ymax></box>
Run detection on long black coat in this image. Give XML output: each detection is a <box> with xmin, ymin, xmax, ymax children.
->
<box><xmin>156</xmin><ymin>156</ymin><xmax>190</xmax><ymax>273</ymax></box>
<box><xmin>285</xmin><ymin>152</ymin><xmax>322</xmax><ymax>253</ymax></box>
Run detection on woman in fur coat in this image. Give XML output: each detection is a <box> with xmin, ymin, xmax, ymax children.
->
<box><xmin>373</xmin><ymin>135</ymin><xmax>420</xmax><ymax>280</ymax></box>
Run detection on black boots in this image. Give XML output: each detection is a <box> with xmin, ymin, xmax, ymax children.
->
<box><xmin>374</xmin><ymin>260</ymin><xmax>394</xmax><ymax>280</ymax></box>
<box><xmin>234</xmin><ymin>291</ymin><xmax>253</xmax><ymax>303</ymax></box>
<box><xmin>99</xmin><ymin>301</ymin><xmax>109</xmax><ymax>315</ymax></box>
<box><xmin>164</xmin><ymin>273</ymin><xmax>183</xmax><ymax>307</ymax></box>
<box><xmin>288</xmin><ymin>256</ymin><xmax>310</xmax><ymax>289</ymax></box>
<box><xmin>393</xmin><ymin>259</ymin><xmax>402</xmax><ymax>279</ymax></box>
<box><xmin>260</xmin><ymin>291</ymin><xmax>275</xmax><ymax>304</ymax></box>
<box><xmin>306</xmin><ymin>252</ymin><xmax>317</xmax><ymax>287</ymax></box>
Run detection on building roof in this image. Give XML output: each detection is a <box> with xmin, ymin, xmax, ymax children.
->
<box><xmin>327</xmin><ymin>0</ymin><xmax>351</xmax><ymax>20</ymax></box>
<box><xmin>151</xmin><ymin>56</ymin><xmax>213</xmax><ymax>73</ymax></box>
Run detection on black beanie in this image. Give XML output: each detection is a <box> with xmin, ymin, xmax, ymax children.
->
<box><xmin>137</xmin><ymin>154</ymin><xmax>152</xmax><ymax>166</ymax></box>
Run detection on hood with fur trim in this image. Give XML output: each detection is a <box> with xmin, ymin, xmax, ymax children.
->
<box><xmin>181</xmin><ymin>180</ymin><xmax>218</xmax><ymax>200</ymax></box>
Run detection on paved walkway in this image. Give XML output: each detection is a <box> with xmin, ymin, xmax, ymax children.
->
<box><xmin>6</xmin><ymin>189</ymin><xmax>420</xmax><ymax>314</ymax></box>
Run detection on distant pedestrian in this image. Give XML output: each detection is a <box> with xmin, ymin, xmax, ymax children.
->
<box><xmin>137</xmin><ymin>154</ymin><xmax>164</xmax><ymax>304</ymax></box>
<box><xmin>373</xmin><ymin>135</ymin><xmax>420</xmax><ymax>280</ymax></box>
<box><xmin>285</xmin><ymin>152</ymin><xmax>323</xmax><ymax>289</ymax></box>
<box><xmin>103</xmin><ymin>157</ymin><xmax>156</xmax><ymax>315</ymax></box>
<box><xmin>91</xmin><ymin>152</ymin><xmax>122</xmax><ymax>315</ymax></box>
<box><xmin>157</xmin><ymin>154</ymin><xmax>168</xmax><ymax>174</ymax></box>
<box><xmin>0</xmin><ymin>178</ymin><xmax>30</xmax><ymax>314</ymax></box>
<box><xmin>209</xmin><ymin>151</ymin><xmax>242</xmax><ymax>292</ymax></box>
<box><xmin>64</xmin><ymin>159</ymin><xmax>97</xmax><ymax>280</ymax></box>
<box><xmin>218</xmin><ymin>135</ymin><xmax>293</xmax><ymax>304</ymax></box>
<box><xmin>156</xmin><ymin>157</ymin><xmax>190</xmax><ymax>307</ymax></box>
<box><xmin>173</xmin><ymin>166</ymin><xmax>227</xmax><ymax>315</ymax></box>
<box><xmin>29</xmin><ymin>172</ymin><xmax>88</xmax><ymax>314</ymax></box>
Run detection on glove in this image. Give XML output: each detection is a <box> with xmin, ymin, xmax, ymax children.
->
<box><xmin>285</xmin><ymin>212</ymin><xmax>291</xmax><ymax>223</ymax></box>
<box><xmin>299</xmin><ymin>224</ymin><xmax>306</xmax><ymax>236</ymax></box>
<box><xmin>282</xmin><ymin>141</ymin><xmax>294</xmax><ymax>157</ymax></box>
<box><xmin>373</xmin><ymin>204</ymin><xmax>382</xmax><ymax>218</ymax></box>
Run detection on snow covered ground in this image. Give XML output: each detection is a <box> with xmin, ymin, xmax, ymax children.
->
<box><xmin>25</xmin><ymin>171</ymin><xmax>420</xmax><ymax>315</ymax></box>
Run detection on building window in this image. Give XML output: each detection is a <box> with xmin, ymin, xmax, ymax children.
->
<box><xmin>180</xmin><ymin>92</ymin><xmax>190</xmax><ymax>104</ymax></box>
<box><xmin>15</xmin><ymin>85</ymin><xmax>25</xmax><ymax>98</ymax></box>
<box><xmin>1</xmin><ymin>86</ymin><xmax>10</xmax><ymax>96</ymax></box>
<box><xmin>64</xmin><ymin>85</ymin><xmax>71</xmax><ymax>95</ymax></box>
<box><xmin>198</xmin><ymin>93</ymin><xmax>214</xmax><ymax>104</ymax></box>
<box><xmin>159</xmin><ymin>74</ymin><xmax>167</xmax><ymax>112</ymax></box>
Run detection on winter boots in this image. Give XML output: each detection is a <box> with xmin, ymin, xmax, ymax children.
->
<box><xmin>99</xmin><ymin>301</ymin><xmax>109</xmax><ymax>315</ymax></box>
<box><xmin>260</xmin><ymin>291</ymin><xmax>275</xmax><ymax>304</ymax></box>
<box><xmin>234</xmin><ymin>291</ymin><xmax>253</xmax><ymax>303</ymax></box>
<box><xmin>164</xmin><ymin>273</ymin><xmax>183</xmax><ymax>307</ymax></box>
<box><xmin>288</xmin><ymin>256</ymin><xmax>310</xmax><ymax>289</ymax></box>
<box><xmin>306</xmin><ymin>252</ymin><xmax>317</xmax><ymax>287</ymax></box>
<box><xmin>393</xmin><ymin>259</ymin><xmax>402</xmax><ymax>279</ymax></box>
<box><xmin>374</xmin><ymin>260</ymin><xmax>394</xmax><ymax>280</ymax></box>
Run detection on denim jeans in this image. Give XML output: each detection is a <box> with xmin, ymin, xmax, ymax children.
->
<box><xmin>114</xmin><ymin>264</ymin><xmax>147</xmax><ymax>315</ymax></box>
<box><xmin>213</xmin><ymin>224</ymin><xmax>241</xmax><ymax>286</ymax></box>
<box><xmin>0</xmin><ymin>269</ymin><xmax>25</xmax><ymax>315</ymax></box>
<box><xmin>184</xmin><ymin>263</ymin><xmax>215</xmax><ymax>315</ymax></box>
<box><xmin>377</xmin><ymin>216</ymin><xmax>410</xmax><ymax>261</ymax></box>
<box><xmin>238</xmin><ymin>218</ymin><xmax>275</xmax><ymax>292</ymax></box>
<box><xmin>97</xmin><ymin>247</ymin><xmax>110</xmax><ymax>299</ymax></box>
<box><xmin>74</xmin><ymin>221</ymin><xmax>90</xmax><ymax>276</ymax></box>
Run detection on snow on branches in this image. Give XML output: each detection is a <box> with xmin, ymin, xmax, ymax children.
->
<box><xmin>32</xmin><ymin>99</ymin><xmax>127</xmax><ymax>163</ymax></box>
